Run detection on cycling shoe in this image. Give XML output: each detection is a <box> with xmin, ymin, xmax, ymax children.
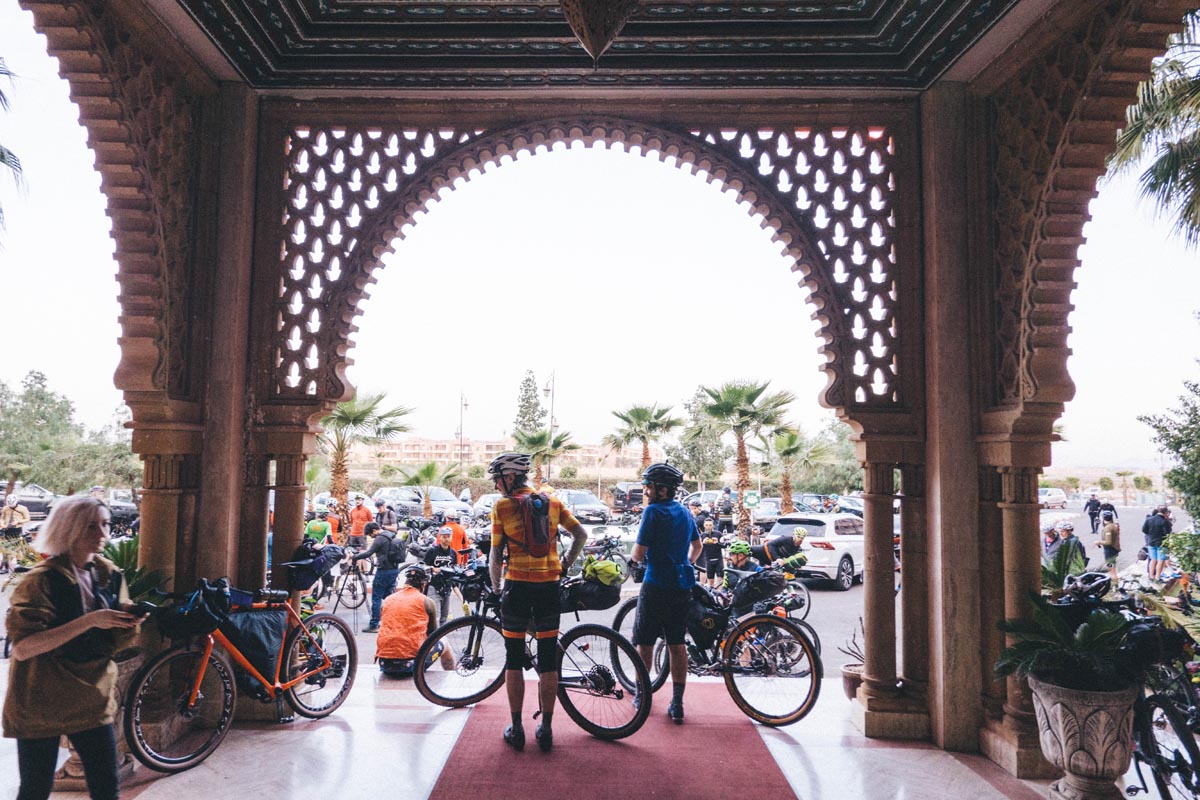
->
<box><xmin>503</xmin><ymin>725</ymin><xmax>525</xmax><ymax>751</ymax></box>
<box><xmin>535</xmin><ymin>724</ymin><xmax>553</xmax><ymax>752</ymax></box>
<box><xmin>667</xmin><ymin>702</ymin><xmax>684</xmax><ymax>725</ymax></box>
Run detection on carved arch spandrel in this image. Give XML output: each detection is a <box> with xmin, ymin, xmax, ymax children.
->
<box><xmin>986</xmin><ymin>0</ymin><xmax>1196</xmax><ymax>416</ymax></box>
<box><xmin>270</xmin><ymin>117</ymin><xmax>907</xmax><ymax>421</ymax></box>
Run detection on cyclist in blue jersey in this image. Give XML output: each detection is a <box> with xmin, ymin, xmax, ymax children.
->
<box><xmin>629</xmin><ymin>462</ymin><xmax>702</xmax><ymax>724</ymax></box>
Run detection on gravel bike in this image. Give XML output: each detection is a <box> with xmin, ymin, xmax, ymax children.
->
<box><xmin>330</xmin><ymin>558</ymin><xmax>368</xmax><ymax>610</ymax></box>
<box><xmin>612</xmin><ymin>578</ymin><xmax>822</xmax><ymax>726</ymax></box>
<box><xmin>412</xmin><ymin>565</ymin><xmax>652</xmax><ymax>740</ymax></box>
<box><xmin>560</xmin><ymin>528</ymin><xmax>631</xmax><ymax>583</ymax></box>
<box><xmin>124</xmin><ymin>578</ymin><xmax>357</xmax><ymax>773</ymax></box>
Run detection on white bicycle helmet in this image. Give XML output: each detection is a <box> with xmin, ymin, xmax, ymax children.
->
<box><xmin>443</xmin><ymin>508</ymin><xmax>460</xmax><ymax>520</ymax></box>
<box><xmin>487</xmin><ymin>452</ymin><xmax>531</xmax><ymax>476</ymax></box>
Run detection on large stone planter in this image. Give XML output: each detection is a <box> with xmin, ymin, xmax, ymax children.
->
<box><xmin>841</xmin><ymin>663</ymin><xmax>864</xmax><ymax>700</ymax></box>
<box><xmin>1028</xmin><ymin>674</ymin><xmax>1138</xmax><ymax>800</ymax></box>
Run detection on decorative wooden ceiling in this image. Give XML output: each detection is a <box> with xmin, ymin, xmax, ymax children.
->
<box><xmin>175</xmin><ymin>0</ymin><xmax>1021</xmax><ymax>90</ymax></box>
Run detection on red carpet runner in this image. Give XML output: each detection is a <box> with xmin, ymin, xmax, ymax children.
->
<box><xmin>428</xmin><ymin>682</ymin><xmax>797</xmax><ymax>799</ymax></box>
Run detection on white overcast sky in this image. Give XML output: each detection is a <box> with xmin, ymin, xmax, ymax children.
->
<box><xmin>1</xmin><ymin>1</ymin><xmax>1197</xmax><ymax>472</ymax></box>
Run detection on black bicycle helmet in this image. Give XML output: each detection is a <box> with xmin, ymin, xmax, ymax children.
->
<box><xmin>404</xmin><ymin>564</ymin><xmax>430</xmax><ymax>587</ymax></box>
<box><xmin>1062</xmin><ymin>571</ymin><xmax>1112</xmax><ymax>600</ymax></box>
<box><xmin>642</xmin><ymin>462</ymin><xmax>685</xmax><ymax>489</ymax></box>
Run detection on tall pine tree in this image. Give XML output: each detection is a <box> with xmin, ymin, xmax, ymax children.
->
<box><xmin>512</xmin><ymin>370</ymin><xmax>547</xmax><ymax>437</ymax></box>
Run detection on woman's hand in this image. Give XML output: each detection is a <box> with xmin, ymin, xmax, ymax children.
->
<box><xmin>86</xmin><ymin>609</ymin><xmax>142</xmax><ymax>630</ymax></box>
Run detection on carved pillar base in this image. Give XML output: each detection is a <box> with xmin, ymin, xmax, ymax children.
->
<box><xmin>852</xmin><ymin>691</ymin><xmax>931</xmax><ymax>740</ymax></box>
<box><xmin>979</xmin><ymin>717</ymin><xmax>1060</xmax><ymax>780</ymax></box>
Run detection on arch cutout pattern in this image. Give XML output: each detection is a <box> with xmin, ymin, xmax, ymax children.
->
<box><xmin>271</xmin><ymin>119</ymin><xmax>901</xmax><ymax>412</ymax></box>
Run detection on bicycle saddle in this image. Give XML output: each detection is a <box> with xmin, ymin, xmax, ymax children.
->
<box><xmin>724</xmin><ymin>567</ymin><xmax>758</xmax><ymax>581</ymax></box>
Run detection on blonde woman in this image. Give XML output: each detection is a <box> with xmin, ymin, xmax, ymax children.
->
<box><xmin>3</xmin><ymin>495</ymin><xmax>143</xmax><ymax>800</ymax></box>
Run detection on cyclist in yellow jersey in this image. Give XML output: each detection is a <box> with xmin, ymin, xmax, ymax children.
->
<box><xmin>487</xmin><ymin>453</ymin><xmax>587</xmax><ymax>753</ymax></box>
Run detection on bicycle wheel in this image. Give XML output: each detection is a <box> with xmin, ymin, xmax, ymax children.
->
<box><xmin>283</xmin><ymin>612</ymin><xmax>357</xmax><ymax>718</ymax></box>
<box><xmin>610</xmin><ymin>553</ymin><xmax>631</xmax><ymax>583</ymax></box>
<box><xmin>722</xmin><ymin>614</ymin><xmax>822</xmax><ymax>726</ymax></box>
<box><xmin>649</xmin><ymin>639</ymin><xmax>671</xmax><ymax>692</ymax></box>
<box><xmin>1147</xmin><ymin>694</ymin><xmax>1200</xmax><ymax>799</ymax></box>
<box><xmin>336</xmin><ymin>570</ymin><xmax>368</xmax><ymax>609</ymax></box>
<box><xmin>791</xmin><ymin>618</ymin><xmax>821</xmax><ymax>655</ymax></box>
<box><xmin>413</xmin><ymin>615</ymin><xmax>507</xmax><ymax>707</ymax></box>
<box><xmin>557</xmin><ymin>623</ymin><xmax>651</xmax><ymax>740</ymax></box>
<box><xmin>124</xmin><ymin>647</ymin><xmax>236</xmax><ymax>773</ymax></box>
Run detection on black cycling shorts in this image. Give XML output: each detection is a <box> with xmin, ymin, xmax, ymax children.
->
<box><xmin>704</xmin><ymin>554</ymin><xmax>725</xmax><ymax>579</ymax></box>
<box><xmin>633</xmin><ymin>583</ymin><xmax>690</xmax><ymax>647</ymax></box>
<box><xmin>500</xmin><ymin>580</ymin><xmax>560</xmax><ymax>640</ymax></box>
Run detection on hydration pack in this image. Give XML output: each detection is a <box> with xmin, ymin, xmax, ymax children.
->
<box><xmin>514</xmin><ymin>492</ymin><xmax>553</xmax><ymax>558</ymax></box>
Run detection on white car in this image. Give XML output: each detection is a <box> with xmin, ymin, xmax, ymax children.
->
<box><xmin>766</xmin><ymin>512</ymin><xmax>864</xmax><ymax>591</ymax></box>
<box><xmin>1039</xmin><ymin>487</ymin><xmax>1068</xmax><ymax>509</ymax></box>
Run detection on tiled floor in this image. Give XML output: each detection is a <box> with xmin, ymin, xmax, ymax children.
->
<box><xmin>0</xmin><ymin>652</ymin><xmax>1064</xmax><ymax>800</ymax></box>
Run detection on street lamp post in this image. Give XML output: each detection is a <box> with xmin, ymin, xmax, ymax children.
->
<box><xmin>458</xmin><ymin>392</ymin><xmax>468</xmax><ymax>470</ymax></box>
<box><xmin>543</xmin><ymin>371</ymin><xmax>555</xmax><ymax>482</ymax></box>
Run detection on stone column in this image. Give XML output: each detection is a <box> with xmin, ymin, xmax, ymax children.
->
<box><xmin>899</xmin><ymin>463</ymin><xmax>928</xmax><ymax>697</ymax></box>
<box><xmin>271</xmin><ymin>453</ymin><xmax>308</xmax><ymax>593</ymax></box>
<box><xmin>238</xmin><ymin>455</ymin><xmax>271</xmax><ymax>590</ymax></box>
<box><xmin>861</xmin><ymin>461</ymin><xmax>899</xmax><ymax>697</ymax></box>
<box><xmin>132</xmin><ymin>428</ymin><xmax>202</xmax><ymax>590</ymax></box>
<box><xmin>978</xmin><ymin>467</ymin><xmax>1006</xmax><ymax>720</ymax></box>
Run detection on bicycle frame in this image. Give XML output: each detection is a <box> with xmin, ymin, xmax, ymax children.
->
<box><xmin>181</xmin><ymin>599</ymin><xmax>331</xmax><ymax>708</ymax></box>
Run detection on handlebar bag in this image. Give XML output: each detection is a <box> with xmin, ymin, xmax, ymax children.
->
<box><xmin>156</xmin><ymin>589</ymin><xmax>226</xmax><ymax>640</ymax></box>
<box><xmin>730</xmin><ymin>570</ymin><xmax>788</xmax><ymax>611</ymax></box>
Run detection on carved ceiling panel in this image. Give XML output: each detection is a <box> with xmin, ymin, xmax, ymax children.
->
<box><xmin>176</xmin><ymin>0</ymin><xmax>1019</xmax><ymax>89</ymax></box>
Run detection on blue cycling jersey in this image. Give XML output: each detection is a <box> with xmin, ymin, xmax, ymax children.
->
<box><xmin>636</xmin><ymin>500</ymin><xmax>699</xmax><ymax>589</ymax></box>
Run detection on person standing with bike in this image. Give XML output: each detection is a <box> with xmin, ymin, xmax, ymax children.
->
<box><xmin>351</xmin><ymin>521</ymin><xmax>406</xmax><ymax>633</ymax></box>
<box><xmin>487</xmin><ymin>452</ymin><xmax>587</xmax><ymax>753</ymax></box>
<box><xmin>3</xmin><ymin>495</ymin><xmax>144</xmax><ymax>800</ymax></box>
<box><xmin>629</xmin><ymin>462</ymin><xmax>702</xmax><ymax>725</ymax></box>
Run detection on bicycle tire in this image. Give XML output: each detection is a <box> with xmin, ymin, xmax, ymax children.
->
<box><xmin>722</xmin><ymin>614</ymin><xmax>822</xmax><ymax>726</ymax></box>
<box><xmin>283</xmin><ymin>613</ymin><xmax>357</xmax><ymax>718</ymax></box>
<box><xmin>557</xmin><ymin>623</ymin><xmax>652</xmax><ymax>740</ymax></box>
<box><xmin>791</xmin><ymin>618</ymin><xmax>821</xmax><ymax>655</ymax></box>
<box><xmin>413</xmin><ymin>615</ymin><xmax>507</xmax><ymax>707</ymax></box>
<box><xmin>1147</xmin><ymin>694</ymin><xmax>1200</xmax><ymax>799</ymax></box>
<box><xmin>787</xmin><ymin>580</ymin><xmax>812</xmax><ymax>621</ymax></box>
<box><xmin>650</xmin><ymin>639</ymin><xmax>671</xmax><ymax>693</ymax></box>
<box><xmin>124</xmin><ymin>647</ymin><xmax>236</xmax><ymax>773</ymax></box>
<box><xmin>610</xmin><ymin>553</ymin><xmax>631</xmax><ymax>584</ymax></box>
<box><xmin>336</xmin><ymin>570</ymin><xmax>368</xmax><ymax>609</ymax></box>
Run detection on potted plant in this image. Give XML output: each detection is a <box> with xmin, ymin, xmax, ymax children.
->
<box><xmin>996</xmin><ymin>594</ymin><xmax>1149</xmax><ymax>800</ymax></box>
<box><xmin>838</xmin><ymin>617</ymin><xmax>866</xmax><ymax>700</ymax></box>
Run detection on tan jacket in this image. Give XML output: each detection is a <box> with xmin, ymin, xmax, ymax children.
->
<box><xmin>0</xmin><ymin>504</ymin><xmax>30</xmax><ymax>529</ymax></box>
<box><xmin>1099</xmin><ymin>521</ymin><xmax>1121</xmax><ymax>550</ymax></box>
<box><xmin>2</xmin><ymin>555</ymin><xmax>133</xmax><ymax>739</ymax></box>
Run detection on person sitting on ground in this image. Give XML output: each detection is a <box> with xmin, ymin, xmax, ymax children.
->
<box><xmin>752</xmin><ymin>526</ymin><xmax>809</xmax><ymax>572</ymax></box>
<box><xmin>376</xmin><ymin>565</ymin><xmax>449</xmax><ymax>677</ymax></box>
<box><xmin>1095</xmin><ymin>510</ymin><xmax>1121</xmax><ymax>582</ymax></box>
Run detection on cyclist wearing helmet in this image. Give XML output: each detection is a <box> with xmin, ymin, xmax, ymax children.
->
<box><xmin>1</xmin><ymin>494</ymin><xmax>31</xmax><ymax>539</ymax></box>
<box><xmin>325</xmin><ymin>498</ymin><xmax>343</xmax><ymax>544</ymax></box>
<box><xmin>487</xmin><ymin>453</ymin><xmax>587</xmax><ymax>753</ymax></box>
<box><xmin>440</xmin><ymin>508</ymin><xmax>471</xmax><ymax>565</ymax></box>
<box><xmin>1095</xmin><ymin>511</ymin><xmax>1121</xmax><ymax>582</ymax></box>
<box><xmin>722</xmin><ymin>540</ymin><xmax>761</xmax><ymax>590</ymax></box>
<box><xmin>716</xmin><ymin>487</ymin><xmax>735</xmax><ymax>533</ymax></box>
<box><xmin>630</xmin><ymin>462</ymin><xmax>702</xmax><ymax>725</ymax></box>
<box><xmin>376</xmin><ymin>565</ymin><xmax>443</xmax><ymax>677</ymax></box>
<box><xmin>1049</xmin><ymin>520</ymin><xmax>1086</xmax><ymax>569</ymax></box>
<box><xmin>1040</xmin><ymin>520</ymin><xmax>1058</xmax><ymax>555</ymax></box>
<box><xmin>754</xmin><ymin>526</ymin><xmax>809</xmax><ymax>572</ymax></box>
<box><xmin>347</xmin><ymin>495</ymin><xmax>374</xmax><ymax>549</ymax></box>
<box><xmin>374</xmin><ymin>498</ymin><xmax>398</xmax><ymax>533</ymax></box>
<box><xmin>352</xmin><ymin>521</ymin><xmax>407</xmax><ymax>633</ymax></box>
<box><xmin>304</xmin><ymin>506</ymin><xmax>333</xmax><ymax>544</ymax></box>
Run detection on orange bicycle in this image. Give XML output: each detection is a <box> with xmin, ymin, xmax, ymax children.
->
<box><xmin>124</xmin><ymin>578</ymin><xmax>357</xmax><ymax>773</ymax></box>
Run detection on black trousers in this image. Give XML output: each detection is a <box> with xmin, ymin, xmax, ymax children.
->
<box><xmin>17</xmin><ymin>724</ymin><xmax>119</xmax><ymax>800</ymax></box>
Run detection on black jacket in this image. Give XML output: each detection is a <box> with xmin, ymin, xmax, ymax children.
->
<box><xmin>1143</xmin><ymin>514</ymin><xmax>1171</xmax><ymax>547</ymax></box>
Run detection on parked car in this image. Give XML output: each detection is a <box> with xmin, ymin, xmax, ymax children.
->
<box><xmin>768</xmin><ymin>512</ymin><xmax>864</xmax><ymax>591</ymax></box>
<box><xmin>683</xmin><ymin>490</ymin><xmax>722</xmax><ymax>509</ymax></box>
<box><xmin>472</xmin><ymin>493</ymin><xmax>501</xmax><ymax>520</ymax></box>
<box><xmin>104</xmin><ymin>489</ymin><xmax>140</xmax><ymax>525</ymax></box>
<box><xmin>313</xmin><ymin>490</ymin><xmax>371</xmax><ymax>510</ymax></box>
<box><xmin>751</xmin><ymin>497</ymin><xmax>783</xmax><ymax>529</ymax></box>
<box><xmin>836</xmin><ymin>495</ymin><xmax>865</xmax><ymax>517</ymax></box>
<box><xmin>372</xmin><ymin>486</ymin><xmax>471</xmax><ymax>518</ymax></box>
<box><xmin>1038</xmin><ymin>487</ymin><xmax>1068</xmax><ymax>509</ymax></box>
<box><xmin>1</xmin><ymin>482</ymin><xmax>62</xmax><ymax>520</ymax></box>
<box><xmin>612</xmin><ymin>482</ymin><xmax>643</xmax><ymax>513</ymax></box>
<box><xmin>790</xmin><ymin>493</ymin><xmax>826</xmax><ymax>513</ymax></box>
<box><xmin>557</xmin><ymin>489</ymin><xmax>611</xmax><ymax>525</ymax></box>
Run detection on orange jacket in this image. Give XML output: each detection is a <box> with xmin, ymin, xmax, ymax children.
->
<box><xmin>377</xmin><ymin>586</ymin><xmax>437</xmax><ymax>660</ymax></box>
<box><xmin>349</xmin><ymin>505</ymin><xmax>374</xmax><ymax>537</ymax></box>
<box><xmin>446</xmin><ymin>522</ymin><xmax>470</xmax><ymax>564</ymax></box>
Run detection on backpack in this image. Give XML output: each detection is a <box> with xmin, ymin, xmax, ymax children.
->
<box><xmin>511</xmin><ymin>492</ymin><xmax>553</xmax><ymax>558</ymax></box>
<box><xmin>719</xmin><ymin>495</ymin><xmax>734</xmax><ymax>514</ymax></box>
<box><xmin>379</xmin><ymin>531</ymin><xmax>406</xmax><ymax>568</ymax></box>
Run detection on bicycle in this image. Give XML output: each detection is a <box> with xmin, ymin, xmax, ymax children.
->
<box><xmin>612</xmin><ymin>565</ymin><xmax>819</xmax><ymax>654</ymax></box>
<box><xmin>330</xmin><ymin>558</ymin><xmax>368</xmax><ymax>610</ymax></box>
<box><xmin>124</xmin><ymin>578</ymin><xmax>358</xmax><ymax>773</ymax></box>
<box><xmin>560</xmin><ymin>528</ymin><xmax>631</xmax><ymax>583</ymax></box>
<box><xmin>412</xmin><ymin>565</ymin><xmax>652</xmax><ymax>740</ymax></box>
<box><xmin>611</xmin><ymin>578</ymin><xmax>822</xmax><ymax>727</ymax></box>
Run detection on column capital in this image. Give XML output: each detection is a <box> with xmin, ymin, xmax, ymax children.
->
<box><xmin>862</xmin><ymin>461</ymin><xmax>897</xmax><ymax>496</ymax></box>
<box><xmin>999</xmin><ymin>466</ymin><xmax>1040</xmax><ymax>506</ymax></box>
<box><xmin>899</xmin><ymin>463</ymin><xmax>925</xmax><ymax>498</ymax></box>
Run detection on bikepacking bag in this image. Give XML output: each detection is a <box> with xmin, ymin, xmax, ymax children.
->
<box><xmin>156</xmin><ymin>588</ymin><xmax>228</xmax><ymax>640</ymax></box>
<box><xmin>686</xmin><ymin>585</ymin><xmax>730</xmax><ymax>650</ymax></box>
<box><xmin>560</xmin><ymin>579</ymin><xmax>622</xmax><ymax>613</ymax></box>
<box><xmin>581</xmin><ymin>555</ymin><xmax>624</xmax><ymax>586</ymax></box>
<box><xmin>513</xmin><ymin>492</ymin><xmax>553</xmax><ymax>558</ymax></box>
<box><xmin>286</xmin><ymin>541</ymin><xmax>347</xmax><ymax>591</ymax></box>
<box><xmin>218</xmin><ymin>608</ymin><xmax>287</xmax><ymax>700</ymax></box>
<box><xmin>730</xmin><ymin>570</ymin><xmax>788</xmax><ymax>612</ymax></box>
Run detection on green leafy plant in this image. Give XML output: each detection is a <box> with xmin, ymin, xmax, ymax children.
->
<box><xmin>101</xmin><ymin>538</ymin><xmax>167</xmax><ymax>602</ymax></box>
<box><xmin>1166</xmin><ymin>529</ymin><xmax>1200</xmax><ymax>574</ymax></box>
<box><xmin>996</xmin><ymin>593</ymin><xmax>1142</xmax><ymax>692</ymax></box>
<box><xmin>1041</xmin><ymin>543</ymin><xmax>1086</xmax><ymax>598</ymax></box>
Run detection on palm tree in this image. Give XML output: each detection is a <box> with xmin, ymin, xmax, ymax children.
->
<box><xmin>511</xmin><ymin>428</ymin><xmax>581</xmax><ymax>486</ymax></box>
<box><xmin>0</xmin><ymin>57</ymin><xmax>23</xmax><ymax>234</ymax></box>
<box><xmin>1115</xmin><ymin>470</ymin><xmax>1134</xmax><ymax>506</ymax></box>
<box><xmin>1108</xmin><ymin>12</ymin><xmax>1200</xmax><ymax>246</ymax></box>
<box><xmin>691</xmin><ymin>381</ymin><xmax>795</xmax><ymax>536</ymax></box>
<box><xmin>400</xmin><ymin>461</ymin><xmax>461</xmax><ymax>518</ymax></box>
<box><xmin>318</xmin><ymin>392</ymin><xmax>412</xmax><ymax>508</ymax></box>
<box><xmin>603</xmin><ymin>403</ymin><xmax>683</xmax><ymax>471</ymax></box>
<box><xmin>768</xmin><ymin>429</ymin><xmax>834</xmax><ymax>514</ymax></box>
